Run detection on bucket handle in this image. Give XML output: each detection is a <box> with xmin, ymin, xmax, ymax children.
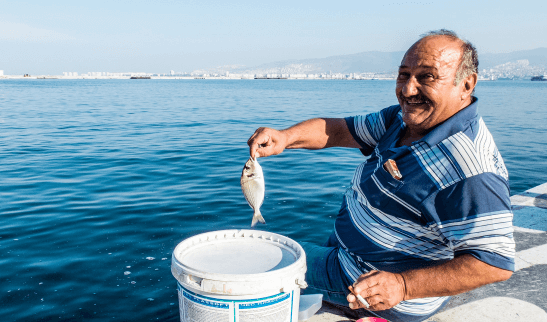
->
<box><xmin>185</xmin><ymin>274</ymin><xmax>203</xmax><ymax>288</ymax></box>
<box><xmin>296</xmin><ymin>278</ymin><xmax>308</xmax><ymax>289</ymax></box>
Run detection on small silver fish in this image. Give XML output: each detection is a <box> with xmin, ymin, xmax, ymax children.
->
<box><xmin>241</xmin><ymin>157</ymin><xmax>266</xmax><ymax>227</ymax></box>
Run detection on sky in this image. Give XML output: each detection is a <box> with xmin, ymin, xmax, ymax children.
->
<box><xmin>1</xmin><ymin>0</ymin><xmax>546</xmax><ymax>75</ymax></box>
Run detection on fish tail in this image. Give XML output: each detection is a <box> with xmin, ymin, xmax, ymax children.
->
<box><xmin>251</xmin><ymin>210</ymin><xmax>266</xmax><ymax>228</ymax></box>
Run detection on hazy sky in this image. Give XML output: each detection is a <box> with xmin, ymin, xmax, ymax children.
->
<box><xmin>1</xmin><ymin>0</ymin><xmax>546</xmax><ymax>75</ymax></box>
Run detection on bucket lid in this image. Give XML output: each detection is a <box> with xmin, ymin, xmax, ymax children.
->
<box><xmin>171</xmin><ymin>230</ymin><xmax>307</xmax><ymax>296</ymax></box>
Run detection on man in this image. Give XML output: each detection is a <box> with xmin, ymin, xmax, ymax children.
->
<box><xmin>247</xmin><ymin>30</ymin><xmax>514</xmax><ymax>322</ymax></box>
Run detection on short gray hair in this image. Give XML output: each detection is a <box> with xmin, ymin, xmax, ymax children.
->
<box><xmin>419</xmin><ymin>29</ymin><xmax>478</xmax><ymax>85</ymax></box>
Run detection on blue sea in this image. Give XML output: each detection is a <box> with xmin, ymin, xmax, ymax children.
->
<box><xmin>1</xmin><ymin>79</ymin><xmax>546</xmax><ymax>321</ymax></box>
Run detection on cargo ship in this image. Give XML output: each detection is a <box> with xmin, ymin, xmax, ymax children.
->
<box><xmin>531</xmin><ymin>75</ymin><xmax>546</xmax><ymax>81</ymax></box>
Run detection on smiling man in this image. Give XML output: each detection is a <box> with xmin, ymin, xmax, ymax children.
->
<box><xmin>247</xmin><ymin>30</ymin><xmax>514</xmax><ymax>322</ymax></box>
<box><xmin>396</xmin><ymin>32</ymin><xmax>477</xmax><ymax>146</ymax></box>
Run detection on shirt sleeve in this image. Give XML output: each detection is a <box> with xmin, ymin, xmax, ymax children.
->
<box><xmin>424</xmin><ymin>172</ymin><xmax>515</xmax><ymax>271</ymax></box>
<box><xmin>345</xmin><ymin>105</ymin><xmax>401</xmax><ymax>156</ymax></box>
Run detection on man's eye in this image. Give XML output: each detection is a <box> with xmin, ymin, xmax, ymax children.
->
<box><xmin>397</xmin><ymin>73</ymin><xmax>409</xmax><ymax>80</ymax></box>
<box><xmin>419</xmin><ymin>73</ymin><xmax>434</xmax><ymax>80</ymax></box>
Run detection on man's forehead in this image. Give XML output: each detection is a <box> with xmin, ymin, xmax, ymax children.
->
<box><xmin>400</xmin><ymin>36</ymin><xmax>462</xmax><ymax>69</ymax></box>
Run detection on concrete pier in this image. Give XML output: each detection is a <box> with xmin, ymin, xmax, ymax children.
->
<box><xmin>303</xmin><ymin>183</ymin><xmax>547</xmax><ymax>321</ymax></box>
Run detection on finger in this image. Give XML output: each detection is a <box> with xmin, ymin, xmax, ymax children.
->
<box><xmin>347</xmin><ymin>286</ymin><xmax>361</xmax><ymax>310</ymax></box>
<box><xmin>248</xmin><ymin>134</ymin><xmax>267</xmax><ymax>149</ymax></box>
<box><xmin>358</xmin><ymin>284</ymin><xmax>382</xmax><ymax>299</ymax></box>
<box><xmin>353</xmin><ymin>279</ymin><xmax>379</xmax><ymax>295</ymax></box>
<box><xmin>348</xmin><ymin>285</ymin><xmax>370</xmax><ymax>309</ymax></box>
<box><xmin>346</xmin><ymin>293</ymin><xmax>356</xmax><ymax>303</ymax></box>
<box><xmin>247</xmin><ymin>127</ymin><xmax>272</xmax><ymax>146</ymax></box>
<box><xmin>355</xmin><ymin>270</ymin><xmax>378</xmax><ymax>282</ymax></box>
<box><xmin>249</xmin><ymin>144</ymin><xmax>259</xmax><ymax>159</ymax></box>
<box><xmin>348</xmin><ymin>285</ymin><xmax>359</xmax><ymax>298</ymax></box>
<box><xmin>247</xmin><ymin>131</ymin><xmax>260</xmax><ymax>159</ymax></box>
<box><xmin>364</xmin><ymin>295</ymin><xmax>384</xmax><ymax>311</ymax></box>
<box><xmin>253</xmin><ymin>142</ymin><xmax>273</xmax><ymax>159</ymax></box>
<box><xmin>354</xmin><ymin>271</ymin><xmax>378</xmax><ymax>286</ymax></box>
<box><xmin>347</xmin><ymin>295</ymin><xmax>364</xmax><ymax>310</ymax></box>
<box><xmin>249</xmin><ymin>135</ymin><xmax>270</xmax><ymax>159</ymax></box>
<box><xmin>356</xmin><ymin>294</ymin><xmax>371</xmax><ymax>309</ymax></box>
<box><xmin>348</xmin><ymin>302</ymin><xmax>360</xmax><ymax>310</ymax></box>
<box><xmin>247</xmin><ymin>127</ymin><xmax>264</xmax><ymax>146</ymax></box>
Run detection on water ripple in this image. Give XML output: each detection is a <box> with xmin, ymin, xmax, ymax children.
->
<box><xmin>0</xmin><ymin>79</ymin><xmax>545</xmax><ymax>321</ymax></box>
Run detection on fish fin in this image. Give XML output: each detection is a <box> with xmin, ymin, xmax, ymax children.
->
<box><xmin>251</xmin><ymin>210</ymin><xmax>266</xmax><ymax>228</ymax></box>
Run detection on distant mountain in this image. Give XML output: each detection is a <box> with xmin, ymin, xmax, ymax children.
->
<box><xmin>481</xmin><ymin>48</ymin><xmax>547</xmax><ymax>69</ymax></box>
<box><xmin>196</xmin><ymin>48</ymin><xmax>547</xmax><ymax>75</ymax></box>
<box><xmin>237</xmin><ymin>51</ymin><xmax>406</xmax><ymax>74</ymax></box>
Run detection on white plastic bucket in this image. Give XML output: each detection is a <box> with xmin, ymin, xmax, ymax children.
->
<box><xmin>171</xmin><ymin>229</ymin><xmax>308</xmax><ymax>322</ymax></box>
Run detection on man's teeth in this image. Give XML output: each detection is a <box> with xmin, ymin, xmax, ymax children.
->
<box><xmin>406</xmin><ymin>100</ymin><xmax>428</xmax><ymax>105</ymax></box>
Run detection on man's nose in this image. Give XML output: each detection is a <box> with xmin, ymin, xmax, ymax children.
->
<box><xmin>402</xmin><ymin>76</ymin><xmax>419</xmax><ymax>97</ymax></box>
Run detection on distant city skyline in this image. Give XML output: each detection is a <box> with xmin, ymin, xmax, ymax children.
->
<box><xmin>2</xmin><ymin>47</ymin><xmax>545</xmax><ymax>80</ymax></box>
<box><xmin>1</xmin><ymin>0</ymin><xmax>547</xmax><ymax>75</ymax></box>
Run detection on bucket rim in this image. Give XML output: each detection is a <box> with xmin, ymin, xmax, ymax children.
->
<box><xmin>171</xmin><ymin>229</ymin><xmax>306</xmax><ymax>282</ymax></box>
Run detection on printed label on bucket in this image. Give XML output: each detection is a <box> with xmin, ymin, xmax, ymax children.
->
<box><xmin>178</xmin><ymin>285</ymin><xmax>294</xmax><ymax>322</ymax></box>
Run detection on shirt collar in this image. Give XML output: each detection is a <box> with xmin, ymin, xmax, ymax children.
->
<box><xmin>414</xmin><ymin>97</ymin><xmax>479</xmax><ymax>147</ymax></box>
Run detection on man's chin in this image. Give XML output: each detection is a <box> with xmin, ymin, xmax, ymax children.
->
<box><xmin>401</xmin><ymin>112</ymin><xmax>428</xmax><ymax>128</ymax></box>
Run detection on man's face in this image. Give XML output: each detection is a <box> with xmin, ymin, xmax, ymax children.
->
<box><xmin>396</xmin><ymin>36</ymin><xmax>469</xmax><ymax>135</ymax></box>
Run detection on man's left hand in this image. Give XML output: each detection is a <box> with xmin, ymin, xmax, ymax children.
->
<box><xmin>347</xmin><ymin>270</ymin><xmax>407</xmax><ymax>311</ymax></box>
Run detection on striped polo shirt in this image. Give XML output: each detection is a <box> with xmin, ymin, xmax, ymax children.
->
<box><xmin>335</xmin><ymin>99</ymin><xmax>515</xmax><ymax>316</ymax></box>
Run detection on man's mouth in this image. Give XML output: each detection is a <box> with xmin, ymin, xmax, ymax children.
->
<box><xmin>400</xmin><ymin>96</ymin><xmax>431</xmax><ymax>106</ymax></box>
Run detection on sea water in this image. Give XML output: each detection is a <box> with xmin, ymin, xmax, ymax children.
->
<box><xmin>1</xmin><ymin>79</ymin><xmax>546</xmax><ymax>321</ymax></box>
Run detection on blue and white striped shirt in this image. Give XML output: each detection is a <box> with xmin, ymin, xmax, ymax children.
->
<box><xmin>337</xmin><ymin>99</ymin><xmax>515</xmax><ymax>315</ymax></box>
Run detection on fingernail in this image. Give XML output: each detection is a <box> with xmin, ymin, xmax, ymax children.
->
<box><xmin>348</xmin><ymin>302</ymin><xmax>354</xmax><ymax>309</ymax></box>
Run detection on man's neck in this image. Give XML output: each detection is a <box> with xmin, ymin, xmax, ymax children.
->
<box><xmin>396</xmin><ymin>127</ymin><xmax>422</xmax><ymax>147</ymax></box>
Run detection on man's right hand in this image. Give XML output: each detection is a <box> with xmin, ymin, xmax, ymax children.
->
<box><xmin>247</xmin><ymin>127</ymin><xmax>288</xmax><ymax>159</ymax></box>
<box><xmin>247</xmin><ymin>118</ymin><xmax>359</xmax><ymax>159</ymax></box>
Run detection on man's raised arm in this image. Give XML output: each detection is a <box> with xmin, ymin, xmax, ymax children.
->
<box><xmin>247</xmin><ymin>118</ymin><xmax>360</xmax><ymax>159</ymax></box>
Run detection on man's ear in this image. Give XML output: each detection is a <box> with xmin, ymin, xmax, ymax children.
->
<box><xmin>461</xmin><ymin>73</ymin><xmax>478</xmax><ymax>100</ymax></box>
